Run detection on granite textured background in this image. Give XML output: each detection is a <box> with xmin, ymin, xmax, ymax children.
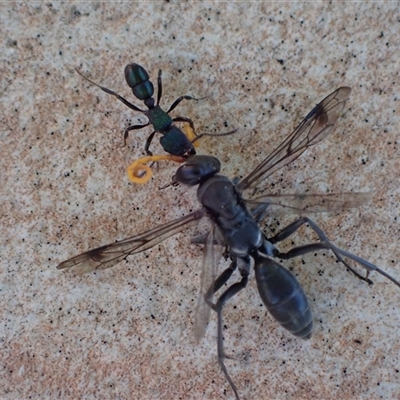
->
<box><xmin>1</xmin><ymin>2</ymin><xmax>400</xmax><ymax>399</ymax></box>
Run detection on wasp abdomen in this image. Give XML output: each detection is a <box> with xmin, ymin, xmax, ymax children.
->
<box><xmin>255</xmin><ymin>257</ymin><xmax>313</xmax><ymax>339</ymax></box>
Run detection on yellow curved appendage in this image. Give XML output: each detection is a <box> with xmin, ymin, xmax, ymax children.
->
<box><xmin>183</xmin><ymin>123</ymin><xmax>200</xmax><ymax>148</ymax></box>
<box><xmin>126</xmin><ymin>155</ymin><xmax>186</xmax><ymax>184</ymax></box>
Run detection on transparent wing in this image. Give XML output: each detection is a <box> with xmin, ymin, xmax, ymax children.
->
<box><xmin>194</xmin><ymin>225</ymin><xmax>219</xmax><ymax>343</ymax></box>
<box><xmin>237</xmin><ymin>87</ymin><xmax>352</xmax><ymax>192</ymax></box>
<box><xmin>246</xmin><ymin>192</ymin><xmax>372</xmax><ymax>221</ymax></box>
<box><xmin>57</xmin><ymin>209</ymin><xmax>205</xmax><ymax>274</ymax></box>
<box><xmin>191</xmin><ymin>193</ymin><xmax>371</xmax><ymax>248</ymax></box>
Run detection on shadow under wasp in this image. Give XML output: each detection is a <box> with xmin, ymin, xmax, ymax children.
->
<box><xmin>57</xmin><ymin>87</ymin><xmax>400</xmax><ymax>399</ymax></box>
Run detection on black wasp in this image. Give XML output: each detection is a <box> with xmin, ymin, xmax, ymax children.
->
<box><xmin>57</xmin><ymin>87</ymin><xmax>400</xmax><ymax>399</ymax></box>
<box><xmin>76</xmin><ymin>63</ymin><xmax>233</xmax><ymax>158</ymax></box>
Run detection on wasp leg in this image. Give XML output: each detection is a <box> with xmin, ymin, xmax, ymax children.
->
<box><xmin>269</xmin><ymin>217</ymin><xmax>400</xmax><ymax>288</ymax></box>
<box><xmin>205</xmin><ymin>259</ymin><xmax>249</xmax><ymax>400</ymax></box>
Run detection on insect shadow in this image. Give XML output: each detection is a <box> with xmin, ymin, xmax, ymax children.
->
<box><xmin>57</xmin><ymin>87</ymin><xmax>399</xmax><ymax>399</ymax></box>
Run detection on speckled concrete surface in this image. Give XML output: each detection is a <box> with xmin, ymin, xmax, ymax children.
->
<box><xmin>1</xmin><ymin>2</ymin><xmax>400</xmax><ymax>400</ymax></box>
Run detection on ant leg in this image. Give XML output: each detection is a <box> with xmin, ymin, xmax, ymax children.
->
<box><xmin>268</xmin><ymin>217</ymin><xmax>400</xmax><ymax>288</ymax></box>
<box><xmin>172</xmin><ymin>116</ymin><xmax>199</xmax><ymax>143</ymax></box>
<box><xmin>144</xmin><ymin>130</ymin><xmax>157</xmax><ymax>156</ymax></box>
<box><xmin>166</xmin><ymin>95</ymin><xmax>206</xmax><ymax>114</ymax></box>
<box><xmin>156</xmin><ymin>69</ymin><xmax>163</xmax><ymax>105</ymax></box>
<box><xmin>123</xmin><ymin>123</ymin><xmax>150</xmax><ymax>146</ymax></box>
<box><xmin>75</xmin><ymin>69</ymin><xmax>146</xmax><ymax>113</ymax></box>
<box><xmin>173</xmin><ymin>116</ymin><xmax>238</xmax><ymax>146</ymax></box>
<box><xmin>190</xmin><ymin>129</ymin><xmax>238</xmax><ymax>146</ymax></box>
<box><xmin>172</xmin><ymin>116</ymin><xmax>196</xmax><ymax>133</ymax></box>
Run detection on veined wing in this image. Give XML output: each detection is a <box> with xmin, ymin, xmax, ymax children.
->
<box><xmin>190</xmin><ymin>192</ymin><xmax>371</xmax><ymax>248</ymax></box>
<box><xmin>57</xmin><ymin>208</ymin><xmax>205</xmax><ymax>274</ymax></box>
<box><xmin>237</xmin><ymin>87</ymin><xmax>352</xmax><ymax>192</ymax></box>
<box><xmin>194</xmin><ymin>225</ymin><xmax>220</xmax><ymax>343</ymax></box>
<box><xmin>246</xmin><ymin>192</ymin><xmax>371</xmax><ymax>221</ymax></box>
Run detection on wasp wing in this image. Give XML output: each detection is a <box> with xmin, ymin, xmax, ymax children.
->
<box><xmin>246</xmin><ymin>192</ymin><xmax>372</xmax><ymax>221</ymax></box>
<box><xmin>237</xmin><ymin>87</ymin><xmax>352</xmax><ymax>192</ymax></box>
<box><xmin>57</xmin><ymin>209</ymin><xmax>205</xmax><ymax>274</ymax></box>
<box><xmin>191</xmin><ymin>192</ymin><xmax>371</xmax><ymax>247</ymax></box>
<box><xmin>194</xmin><ymin>224</ymin><xmax>221</xmax><ymax>343</ymax></box>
